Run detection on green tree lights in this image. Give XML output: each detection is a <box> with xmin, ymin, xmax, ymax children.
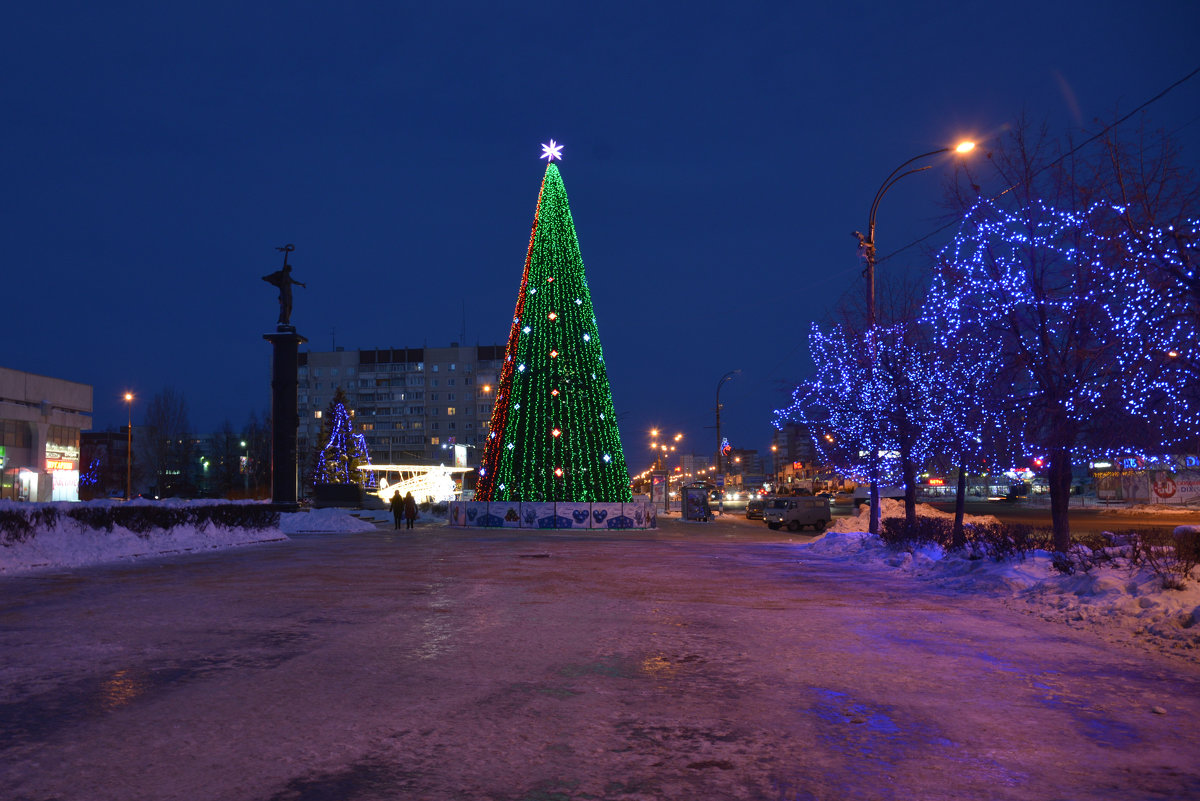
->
<box><xmin>476</xmin><ymin>161</ymin><xmax>632</xmax><ymax>503</ymax></box>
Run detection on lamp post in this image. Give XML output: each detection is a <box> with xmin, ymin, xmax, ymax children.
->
<box><xmin>240</xmin><ymin>440</ymin><xmax>249</xmax><ymax>496</ymax></box>
<box><xmin>123</xmin><ymin>392</ymin><xmax>133</xmax><ymax>500</ymax></box>
<box><xmin>715</xmin><ymin>369</ymin><xmax>740</xmax><ymax>515</ymax></box>
<box><xmin>853</xmin><ymin>141</ymin><xmax>974</xmax><ymax>536</ymax></box>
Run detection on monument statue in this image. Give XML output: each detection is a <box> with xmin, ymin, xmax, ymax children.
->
<box><xmin>262</xmin><ymin>244</ymin><xmax>306</xmax><ymax>326</ymax></box>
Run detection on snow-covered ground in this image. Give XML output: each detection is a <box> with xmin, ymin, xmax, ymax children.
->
<box><xmin>3</xmin><ymin>497</ymin><xmax>1197</xmax><ymax>662</ymax></box>
<box><xmin>813</xmin><ymin>498</ymin><xmax>1200</xmax><ymax>661</ymax></box>
<box><xmin>1103</xmin><ymin>501</ymin><xmax>1200</xmax><ymax>515</ymax></box>
<box><xmin>280</xmin><ymin>507</ymin><xmax>379</xmax><ymax>533</ymax></box>
<box><xmin>0</xmin><ymin>500</ymin><xmax>376</xmax><ymax>575</ymax></box>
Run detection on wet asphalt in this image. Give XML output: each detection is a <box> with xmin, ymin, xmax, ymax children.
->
<box><xmin>2</xmin><ymin>516</ymin><xmax>1199</xmax><ymax>801</ymax></box>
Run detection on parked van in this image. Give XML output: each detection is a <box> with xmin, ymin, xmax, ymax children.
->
<box><xmin>763</xmin><ymin>497</ymin><xmax>831</xmax><ymax>532</ymax></box>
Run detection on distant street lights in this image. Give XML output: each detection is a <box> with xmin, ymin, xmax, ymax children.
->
<box><xmin>715</xmin><ymin>369</ymin><xmax>740</xmax><ymax>515</ymax></box>
<box><xmin>124</xmin><ymin>392</ymin><xmax>134</xmax><ymax>500</ymax></box>
<box><xmin>853</xmin><ymin>141</ymin><xmax>975</xmax><ymax>535</ymax></box>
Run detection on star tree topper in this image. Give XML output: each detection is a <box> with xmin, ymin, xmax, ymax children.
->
<box><xmin>540</xmin><ymin>139</ymin><xmax>563</xmax><ymax>161</ymax></box>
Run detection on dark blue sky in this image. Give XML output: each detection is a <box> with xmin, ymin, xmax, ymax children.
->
<box><xmin>5</xmin><ymin>1</ymin><xmax>1198</xmax><ymax>471</ymax></box>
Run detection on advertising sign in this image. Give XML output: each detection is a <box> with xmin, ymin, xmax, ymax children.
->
<box><xmin>683</xmin><ymin>486</ymin><xmax>710</xmax><ymax>521</ymax></box>
<box><xmin>650</xmin><ymin>472</ymin><xmax>667</xmax><ymax>507</ymax></box>
<box><xmin>1150</xmin><ymin>471</ymin><xmax>1200</xmax><ymax>505</ymax></box>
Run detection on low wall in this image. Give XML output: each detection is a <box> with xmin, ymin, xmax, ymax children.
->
<box><xmin>448</xmin><ymin>500</ymin><xmax>657</xmax><ymax>530</ymax></box>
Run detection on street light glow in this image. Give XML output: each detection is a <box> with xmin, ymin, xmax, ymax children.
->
<box><xmin>955</xmin><ymin>140</ymin><xmax>976</xmax><ymax>153</ymax></box>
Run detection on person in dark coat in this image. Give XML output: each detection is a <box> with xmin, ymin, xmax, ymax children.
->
<box><xmin>389</xmin><ymin>490</ymin><xmax>403</xmax><ymax>529</ymax></box>
<box><xmin>403</xmin><ymin>491</ymin><xmax>418</xmax><ymax>530</ymax></box>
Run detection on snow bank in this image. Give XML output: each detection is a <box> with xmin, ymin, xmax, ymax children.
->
<box><xmin>0</xmin><ymin>501</ymin><xmax>287</xmax><ymax>575</ymax></box>
<box><xmin>826</xmin><ymin>497</ymin><xmax>1001</xmax><ymax>533</ymax></box>
<box><xmin>801</xmin><ymin>504</ymin><xmax>1200</xmax><ymax>659</ymax></box>
<box><xmin>1105</xmin><ymin>502</ymin><xmax>1200</xmax><ymax>516</ymax></box>
<box><xmin>280</xmin><ymin>508</ymin><xmax>378</xmax><ymax>533</ymax></box>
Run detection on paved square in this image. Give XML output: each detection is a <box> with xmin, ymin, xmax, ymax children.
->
<box><xmin>3</xmin><ymin>518</ymin><xmax>1199</xmax><ymax>800</ymax></box>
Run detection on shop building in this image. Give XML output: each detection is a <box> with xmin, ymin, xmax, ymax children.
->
<box><xmin>0</xmin><ymin>367</ymin><xmax>93</xmax><ymax>501</ymax></box>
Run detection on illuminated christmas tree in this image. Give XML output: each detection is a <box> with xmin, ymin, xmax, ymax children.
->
<box><xmin>312</xmin><ymin>387</ymin><xmax>374</xmax><ymax>487</ymax></box>
<box><xmin>475</xmin><ymin>141</ymin><xmax>632</xmax><ymax>503</ymax></box>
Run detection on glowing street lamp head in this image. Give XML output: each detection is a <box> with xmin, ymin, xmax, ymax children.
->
<box><xmin>540</xmin><ymin>139</ymin><xmax>564</xmax><ymax>162</ymax></box>
<box><xmin>124</xmin><ymin>392</ymin><xmax>133</xmax><ymax>402</ymax></box>
<box><xmin>955</xmin><ymin>140</ymin><xmax>976</xmax><ymax>154</ymax></box>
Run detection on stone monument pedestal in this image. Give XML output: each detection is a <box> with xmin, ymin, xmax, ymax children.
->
<box><xmin>263</xmin><ymin>325</ymin><xmax>307</xmax><ymax>511</ymax></box>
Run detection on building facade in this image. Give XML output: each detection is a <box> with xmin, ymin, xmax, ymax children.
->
<box><xmin>0</xmin><ymin>366</ymin><xmax>93</xmax><ymax>501</ymax></box>
<box><xmin>297</xmin><ymin>344</ymin><xmax>505</xmax><ymax>478</ymax></box>
<box><xmin>770</xmin><ymin>422</ymin><xmax>826</xmax><ymax>491</ymax></box>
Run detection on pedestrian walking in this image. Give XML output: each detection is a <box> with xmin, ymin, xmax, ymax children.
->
<box><xmin>390</xmin><ymin>490</ymin><xmax>403</xmax><ymax>530</ymax></box>
<box><xmin>403</xmin><ymin>491</ymin><xmax>418</xmax><ymax>530</ymax></box>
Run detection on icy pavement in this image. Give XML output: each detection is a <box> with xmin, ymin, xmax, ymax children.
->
<box><xmin>2</xmin><ymin>518</ymin><xmax>1199</xmax><ymax>800</ymax></box>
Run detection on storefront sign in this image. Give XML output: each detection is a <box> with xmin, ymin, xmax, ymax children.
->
<box><xmin>45</xmin><ymin>444</ymin><xmax>79</xmax><ymax>472</ymax></box>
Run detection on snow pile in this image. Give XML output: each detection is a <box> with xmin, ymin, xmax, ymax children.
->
<box><xmin>1105</xmin><ymin>502</ymin><xmax>1200</xmax><ymax>516</ymax></box>
<box><xmin>801</xmin><ymin>513</ymin><xmax>1200</xmax><ymax>659</ymax></box>
<box><xmin>280</xmin><ymin>508</ymin><xmax>378</xmax><ymax>533</ymax></box>
<box><xmin>826</xmin><ymin>497</ymin><xmax>1001</xmax><ymax>533</ymax></box>
<box><xmin>0</xmin><ymin>501</ymin><xmax>287</xmax><ymax>575</ymax></box>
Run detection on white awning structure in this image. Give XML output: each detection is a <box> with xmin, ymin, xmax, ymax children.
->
<box><xmin>358</xmin><ymin>464</ymin><xmax>473</xmax><ymax>503</ymax></box>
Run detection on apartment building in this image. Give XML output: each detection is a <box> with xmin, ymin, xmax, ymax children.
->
<box><xmin>297</xmin><ymin>344</ymin><xmax>505</xmax><ymax>469</ymax></box>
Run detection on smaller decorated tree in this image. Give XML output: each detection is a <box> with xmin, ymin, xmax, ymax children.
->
<box><xmin>311</xmin><ymin>388</ymin><xmax>374</xmax><ymax>488</ymax></box>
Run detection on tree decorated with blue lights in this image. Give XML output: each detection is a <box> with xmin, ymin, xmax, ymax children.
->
<box><xmin>312</xmin><ymin>387</ymin><xmax>374</xmax><ymax>488</ymax></box>
<box><xmin>775</xmin><ymin>321</ymin><xmax>916</xmax><ymax>489</ymax></box>
<box><xmin>1115</xmin><ymin>219</ymin><xmax>1200</xmax><ymax>440</ymax></box>
<box><xmin>474</xmin><ymin>141</ymin><xmax>633</xmax><ymax>503</ymax></box>
<box><xmin>925</xmin><ymin>197</ymin><xmax>1187</xmax><ymax>551</ymax></box>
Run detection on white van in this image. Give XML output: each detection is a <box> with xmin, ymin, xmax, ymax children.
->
<box><xmin>763</xmin><ymin>497</ymin><xmax>832</xmax><ymax>532</ymax></box>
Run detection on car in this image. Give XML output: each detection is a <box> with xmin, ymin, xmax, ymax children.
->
<box><xmin>763</xmin><ymin>496</ymin><xmax>832</xmax><ymax>532</ymax></box>
<box><xmin>745</xmin><ymin>498</ymin><xmax>766</xmax><ymax>519</ymax></box>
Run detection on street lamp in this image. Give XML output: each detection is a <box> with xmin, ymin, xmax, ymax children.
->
<box><xmin>240</xmin><ymin>440</ymin><xmax>249</xmax><ymax>496</ymax></box>
<box><xmin>123</xmin><ymin>392</ymin><xmax>133</xmax><ymax>500</ymax></box>
<box><xmin>715</xmin><ymin>369</ymin><xmax>740</xmax><ymax>515</ymax></box>
<box><xmin>853</xmin><ymin>140</ymin><xmax>975</xmax><ymax>535</ymax></box>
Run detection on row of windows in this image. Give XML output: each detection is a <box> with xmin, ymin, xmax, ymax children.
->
<box><xmin>300</xmin><ymin>401</ymin><xmax>491</xmax><ymax>418</ymax></box>
<box><xmin>362</xmin><ymin>419</ymin><xmax>475</xmax><ymax>443</ymax></box>
<box><xmin>304</xmin><ymin>362</ymin><xmax>484</xmax><ymax>378</ymax></box>
<box><xmin>0</xmin><ymin>420</ymin><xmax>32</xmax><ymax>448</ymax></box>
<box><xmin>361</xmin><ymin>421</ymin><xmax>430</xmax><ymax>431</ymax></box>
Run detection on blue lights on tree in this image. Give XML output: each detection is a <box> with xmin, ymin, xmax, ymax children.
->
<box><xmin>312</xmin><ymin>387</ymin><xmax>375</xmax><ymax>488</ymax></box>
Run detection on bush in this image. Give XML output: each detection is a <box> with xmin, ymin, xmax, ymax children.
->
<box><xmin>1049</xmin><ymin>528</ymin><xmax>1198</xmax><ymax>588</ymax></box>
<box><xmin>1131</xmin><ymin>528</ymin><xmax>1199</xmax><ymax>590</ymax></box>
<box><xmin>2</xmin><ymin>503</ymin><xmax>281</xmax><ymax>544</ymax></box>
<box><xmin>880</xmin><ymin>516</ymin><xmax>954</xmax><ymax>550</ymax></box>
<box><xmin>880</xmin><ymin>515</ymin><xmax>1049</xmax><ymax>562</ymax></box>
<box><xmin>966</xmin><ymin>522</ymin><xmax>1046</xmax><ymax>561</ymax></box>
<box><xmin>0</xmin><ymin>509</ymin><xmax>35</xmax><ymax>545</ymax></box>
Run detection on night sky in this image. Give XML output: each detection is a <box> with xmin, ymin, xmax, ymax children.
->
<box><xmin>5</xmin><ymin>1</ymin><xmax>1198</xmax><ymax>471</ymax></box>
